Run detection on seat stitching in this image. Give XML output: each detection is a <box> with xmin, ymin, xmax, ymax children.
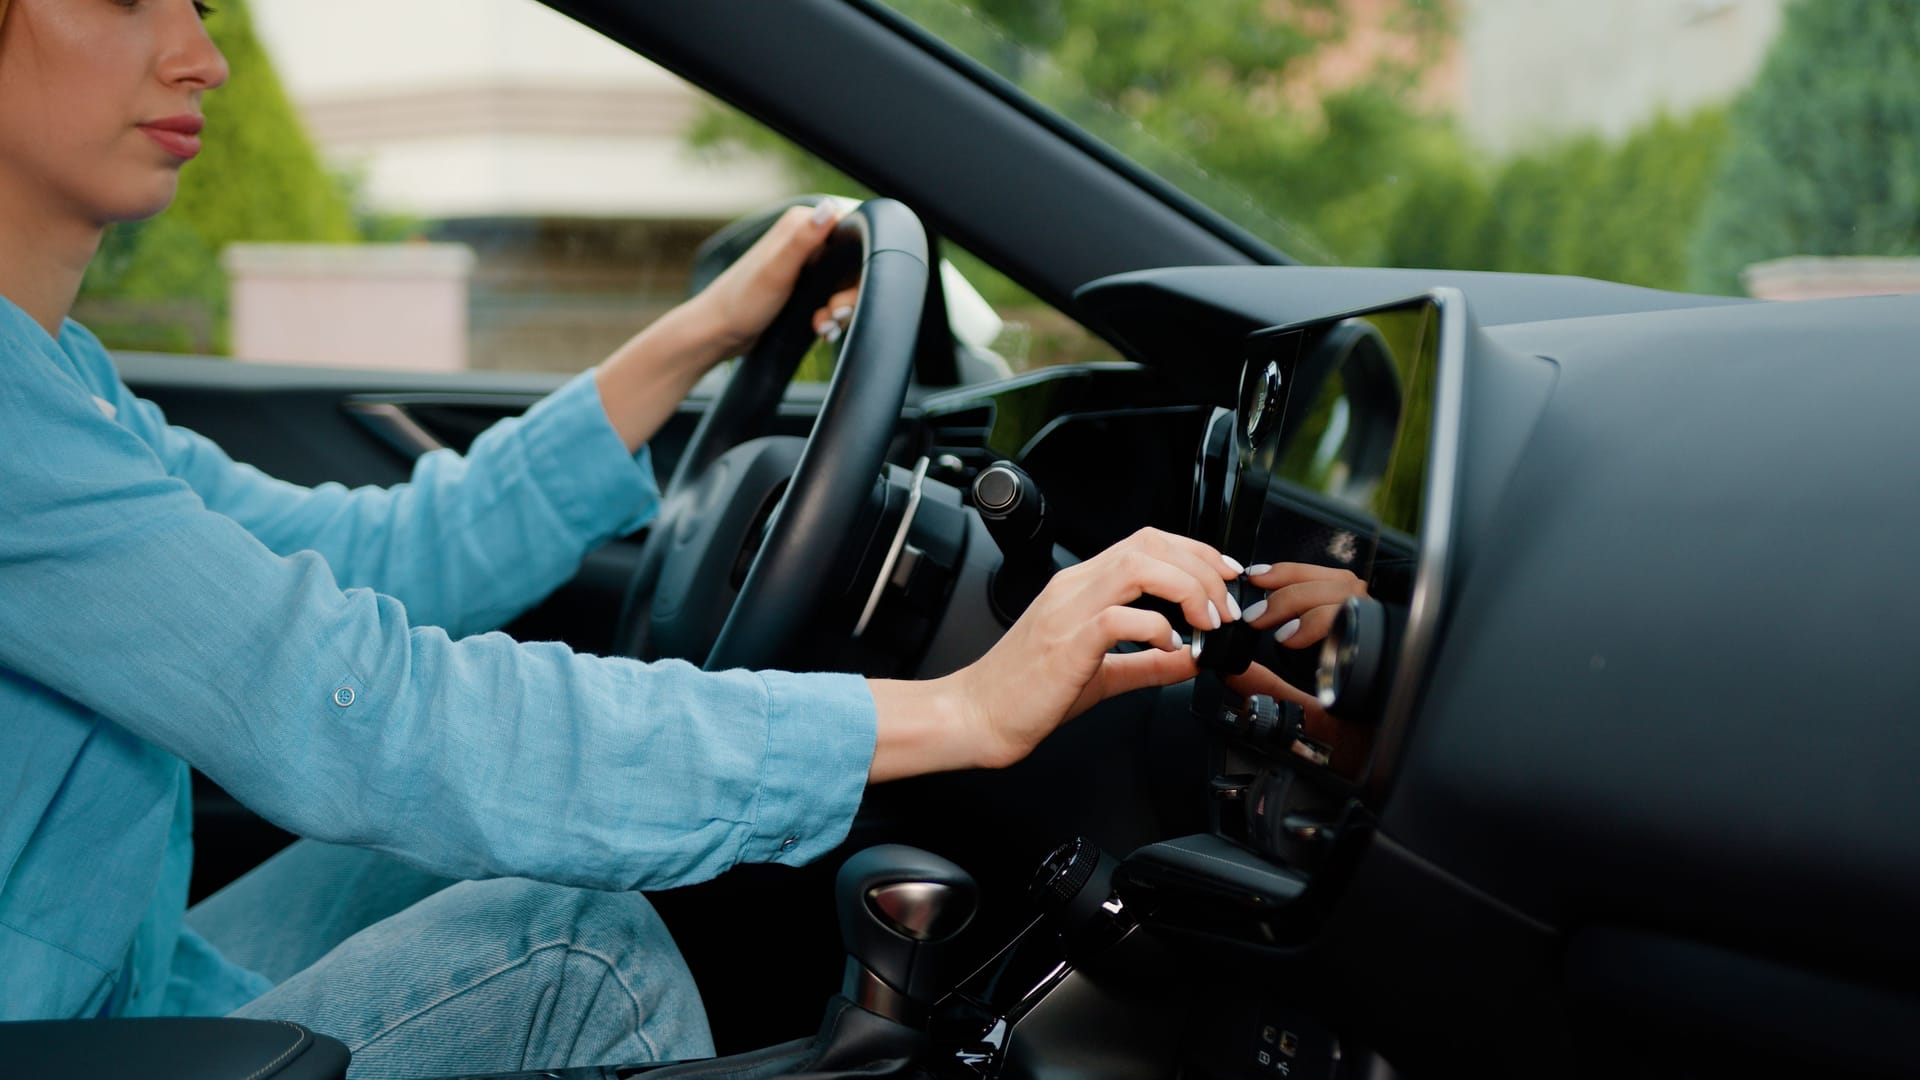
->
<box><xmin>239</xmin><ymin>1020</ymin><xmax>309</xmax><ymax>1080</ymax></box>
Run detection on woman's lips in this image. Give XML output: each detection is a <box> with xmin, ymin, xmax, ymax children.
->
<box><xmin>139</xmin><ymin>115</ymin><xmax>205</xmax><ymax>161</ymax></box>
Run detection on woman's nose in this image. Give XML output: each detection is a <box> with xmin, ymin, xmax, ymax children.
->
<box><xmin>158</xmin><ymin>2</ymin><xmax>230</xmax><ymax>93</ymax></box>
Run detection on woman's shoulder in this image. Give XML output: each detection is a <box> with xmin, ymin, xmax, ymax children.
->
<box><xmin>0</xmin><ymin>301</ymin><xmax>121</xmax><ymax>408</ymax></box>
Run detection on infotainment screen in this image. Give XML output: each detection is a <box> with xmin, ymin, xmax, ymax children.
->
<box><xmin>1237</xmin><ymin>298</ymin><xmax>1439</xmax><ymax>589</ymax></box>
<box><xmin>1199</xmin><ymin>290</ymin><xmax>1461</xmax><ymax>795</ymax></box>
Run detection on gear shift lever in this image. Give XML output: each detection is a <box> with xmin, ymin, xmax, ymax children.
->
<box><xmin>836</xmin><ymin>844</ymin><xmax>978</xmax><ymax>1026</ymax></box>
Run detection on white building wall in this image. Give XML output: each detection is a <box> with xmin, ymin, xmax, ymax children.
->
<box><xmin>249</xmin><ymin>0</ymin><xmax>789</xmax><ymax>219</ymax></box>
<box><xmin>1461</xmin><ymin>0</ymin><xmax>1786</xmax><ymax>154</ymax></box>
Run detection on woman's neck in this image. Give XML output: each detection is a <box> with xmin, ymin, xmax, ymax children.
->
<box><xmin>0</xmin><ymin>189</ymin><xmax>103</xmax><ymax>338</ymax></box>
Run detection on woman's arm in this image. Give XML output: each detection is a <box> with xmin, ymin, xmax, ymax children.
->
<box><xmin>5</xmin><ymin>328</ymin><xmax>1241</xmax><ymax>890</ymax></box>
<box><xmin>73</xmin><ymin>208</ymin><xmax>849</xmax><ymax>639</ymax></box>
<box><xmin>3</xmin><ymin>352</ymin><xmax>871</xmax><ymax>890</ymax></box>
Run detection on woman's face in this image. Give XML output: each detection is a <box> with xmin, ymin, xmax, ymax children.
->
<box><xmin>0</xmin><ymin>0</ymin><xmax>227</xmax><ymax>228</ymax></box>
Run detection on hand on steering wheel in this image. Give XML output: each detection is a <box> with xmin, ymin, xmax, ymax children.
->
<box><xmin>615</xmin><ymin>199</ymin><xmax>926</xmax><ymax>672</ymax></box>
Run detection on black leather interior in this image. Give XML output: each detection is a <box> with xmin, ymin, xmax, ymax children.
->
<box><xmin>637</xmin><ymin>996</ymin><xmax>925</xmax><ymax>1079</ymax></box>
<box><xmin>0</xmin><ymin>1017</ymin><xmax>349</xmax><ymax>1079</ymax></box>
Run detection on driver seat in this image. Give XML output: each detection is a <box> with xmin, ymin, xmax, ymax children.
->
<box><xmin>0</xmin><ymin>1016</ymin><xmax>349</xmax><ymax>1079</ymax></box>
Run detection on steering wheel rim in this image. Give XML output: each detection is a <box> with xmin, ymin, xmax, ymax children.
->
<box><xmin>614</xmin><ymin>199</ymin><xmax>929</xmax><ymax>671</ymax></box>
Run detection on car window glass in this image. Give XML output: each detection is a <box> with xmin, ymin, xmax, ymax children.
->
<box><xmin>82</xmin><ymin>0</ymin><xmax>1113</xmax><ymax>385</ymax></box>
<box><xmin>881</xmin><ymin>0</ymin><xmax>1911</xmax><ymax>302</ymax></box>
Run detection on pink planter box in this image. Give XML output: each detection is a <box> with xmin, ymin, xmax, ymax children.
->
<box><xmin>224</xmin><ymin>243</ymin><xmax>476</xmax><ymax>371</ymax></box>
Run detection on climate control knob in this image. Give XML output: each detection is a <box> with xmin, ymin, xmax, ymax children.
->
<box><xmin>1315</xmin><ymin>595</ymin><xmax>1400</xmax><ymax>723</ymax></box>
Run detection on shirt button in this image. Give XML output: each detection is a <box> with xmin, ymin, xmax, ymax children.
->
<box><xmin>333</xmin><ymin>687</ymin><xmax>356</xmax><ymax>708</ymax></box>
<box><xmin>781</xmin><ymin>836</ymin><xmax>799</xmax><ymax>850</ymax></box>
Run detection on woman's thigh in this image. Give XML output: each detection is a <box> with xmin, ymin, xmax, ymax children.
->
<box><xmin>187</xmin><ymin>840</ymin><xmax>455</xmax><ymax>984</ymax></box>
<box><xmin>231</xmin><ymin>876</ymin><xmax>715</xmax><ymax>1080</ymax></box>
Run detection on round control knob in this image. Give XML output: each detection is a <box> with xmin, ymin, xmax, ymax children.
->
<box><xmin>973</xmin><ymin>464</ymin><xmax>1022</xmax><ymax>514</ymax></box>
<box><xmin>1316</xmin><ymin>595</ymin><xmax>1396</xmax><ymax>722</ymax></box>
<box><xmin>1028</xmin><ymin>837</ymin><xmax>1123</xmax><ymax>951</ymax></box>
<box><xmin>971</xmin><ymin>460</ymin><xmax>1055</xmax><ymax>621</ymax></box>
<box><xmin>1189</xmin><ymin>600</ymin><xmax>1258</xmax><ymax>676</ymax></box>
<box><xmin>1030</xmin><ymin>837</ymin><xmax>1101</xmax><ymax>912</ymax></box>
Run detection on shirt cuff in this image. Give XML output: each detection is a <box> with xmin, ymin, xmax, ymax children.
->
<box><xmin>747</xmin><ymin>669</ymin><xmax>877</xmax><ymax>867</ymax></box>
<box><xmin>516</xmin><ymin>370</ymin><xmax>662</xmax><ymax>542</ymax></box>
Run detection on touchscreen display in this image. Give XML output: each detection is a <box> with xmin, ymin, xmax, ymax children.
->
<box><xmin>1214</xmin><ymin>296</ymin><xmax>1445</xmax><ymax>783</ymax></box>
<box><xmin>1236</xmin><ymin>299</ymin><xmax>1439</xmax><ymax>596</ymax></box>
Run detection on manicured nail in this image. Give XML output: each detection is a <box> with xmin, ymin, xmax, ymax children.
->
<box><xmin>1223</xmin><ymin>592</ymin><xmax>1241</xmax><ymax>622</ymax></box>
<box><xmin>1247</xmin><ymin>563</ymin><xmax>1273</xmax><ymax>576</ymax></box>
<box><xmin>832</xmin><ymin>305</ymin><xmax>854</xmax><ymax>323</ymax></box>
<box><xmin>1168</xmin><ymin>628</ymin><xmax>1182</xmax><ymax>651</ymax></box>
<box><xmin>810</xmin><ymin>202</ymin><xmax>834</xmax><ymax>226</ymax></box>
<box><xmin>1205</xmin><ymin>601</ymin><xmax>1222</xmax><ymax>630</ymax></box>
<box><xmin>1220</xmin><ymin>554</ymin><xmax>1245</xmax><ymax>576</ymax></box>
<box><xmin>1189</xmin><ymin>632</ymin><xmax>1206</xmax><ymax>660</ymax></box>
<box><xmin>1243</xmin><ymin>598</ymin><xmax>1268</xmax><ymax>623</ymax></box>
<box><xmin>1274</xmin><ymin>618</ymin><xmax>1301</xmax><ymax>644</ymax></box>
<box><xmin>823</xmin><ymin>324</ymin><xmax>842</xmax><ymax>344</ymax></box>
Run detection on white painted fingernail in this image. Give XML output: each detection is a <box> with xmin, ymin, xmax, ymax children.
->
<box><xmin>1189</xmin><ymin>632</ymin><xmax>1206</xmax><ymax>660</ymax></box>
<box><xmin>1223</xmin><ymin>592</ymin><xmax>1241</xmax><ymax>622</ymax></box>
<box><xmin>1205</xmin><ymin>601</ymin><xmax>1222</xmax><ymax>630</ymax></box>
<box><xmin>1168</xmin><ymin>627</ymin><xmax>1182</xmax><ymax>651</ymax></box>
<box><xmin>1274</xmin><ymin>618</ymin><xmax>1301</xmax><ymax>644</ymax></box>
<box><xmin>1243</xmin><ymin>598</ymin><xmax>1268</xmax><ymax>623</ymax></box>
<box><xmin>823</xmin><ymin>323</ymin><xmax>842</xmax><ymax>344</ymax></box>
<box><xmin>832</xmin><ymin>305</ymin><xmax>853</xmax><ymax>323</ymax></box>
<box><xmin>1220</xmin><ymin>554</ymin><xmax>1245</xmax><ymax>576</ymax></box>
<box><xmin>1247</xmin><ymin>563</ymin><xmax>1273</xmax><ymax>576</ymax></box>
<box><xmin>810</xmin><ymin>202</ymin><xmax>834</xmax><ymax>225</ymax></box>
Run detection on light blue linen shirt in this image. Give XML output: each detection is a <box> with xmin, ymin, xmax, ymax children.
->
<box><xmin>0</xmin><ymin>298</ymin><xmax>877</xmax><ymax>1021</ymax></box>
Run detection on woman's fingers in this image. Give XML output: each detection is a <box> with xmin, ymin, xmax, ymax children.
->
<box><xmin>1221</xmin><ymin>661</ymin><xmax>1321</xmax><ymax>714</ymax></box>
<box><xmin>1246</xmin><ymin>578</ymin><xmax>1361</xmax><ymax>629</ymax></box>
<box><xmin>1279</xmin><ymin>602</ymin><xmax>1346</xmax><ymax>650</ymax></box>
<box><xmin>1085</xmin><ymin>604</ymin><xmax>1184</xmax><ymax>654</ymax></box>
<box><xmin>1084</xmin><ymin>648</ymin><xmax>1202</xmax><ymax>709</ymax></box>
<box><xmin>1243</xmin><ymin>561</ymin><xmax>1360</xmax><ymax>589</ymax></box>
<box><xmin>1069</xmin><ymin>540</ymin><xmax>1235</xmax><ymax>633</ymax></box>
<box><xmin>812</xmin><ymin>287</ymin><xmax>861</xmax><ymax>338</ymax></box>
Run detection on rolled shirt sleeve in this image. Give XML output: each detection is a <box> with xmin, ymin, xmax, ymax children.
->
<box><xmin>0</xmin><ymin>318</ymin><xmax>877</xmax><ymax>891</ymax></box>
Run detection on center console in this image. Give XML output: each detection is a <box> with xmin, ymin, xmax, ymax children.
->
<box><xmin>434</xmin><ymin>293</ymin><xmax>1471</xmax><ymax>1080</ymax></box>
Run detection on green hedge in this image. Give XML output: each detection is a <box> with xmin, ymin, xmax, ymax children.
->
<box><xmin>1688</xmin><ymin>0</ymin><xmax>1920</xmax><ymax>294</ymax></box>
<box><xmin>1382</xmin><ymin>109</ymin><xmax>1730</xmax><ymax>293</ymax></box>
<box><xmin>81</xmin><ymin>0</ymin><xmax>359</xmax><ymax>352</ymax></box>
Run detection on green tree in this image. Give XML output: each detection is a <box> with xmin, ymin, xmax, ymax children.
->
<box><xmin>81</xmin><ymin>0</ymin><xmax>359</xmax><ymax>352</ymax></box>
<box><xmin>693</xmin><ymin>0</ymin><xmax>1455</xmax><ymax>267</ymax></box>
<box><xmin>1689</xmin><ymin>0</ymin><xmax>1920</xmax><ymax>294</ymax></box>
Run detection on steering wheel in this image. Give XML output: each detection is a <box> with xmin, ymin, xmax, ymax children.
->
<box><xmin>613</xmin><ymin>199</ymin><xmax>929</xmax><ymax>671</ymax></box>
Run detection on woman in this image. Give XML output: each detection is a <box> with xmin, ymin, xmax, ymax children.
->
<box><xmin>0</xmin><ymin>1</ymin><xmax>1342</xmax><ymax>1076</ymax></box>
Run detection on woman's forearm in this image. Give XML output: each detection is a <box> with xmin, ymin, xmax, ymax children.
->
<box><xmin>594</xmin><ymin>297</ymin><xmax>733</xmax><ymax>453</ymax></box>
<box><xmin>866</xmin><ymin>676</ymin><xmax>992</xmax><ymax>783</ymax></box>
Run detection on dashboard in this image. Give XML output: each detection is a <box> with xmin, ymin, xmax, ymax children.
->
<box><xmin>894</xmin><ymin>264</ymin><xmax>1920</xmax><ymax>1075</ymax></box>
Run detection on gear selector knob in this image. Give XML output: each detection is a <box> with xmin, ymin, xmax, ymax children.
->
<box><xmin>836</xmin><ymin>844</ymin><xmax>978</xmax><ymax>1025</ymax></box>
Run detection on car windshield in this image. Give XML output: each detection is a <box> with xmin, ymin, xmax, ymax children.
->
<box><xmin>79</xmin><ymin>0</ymin><xmax>1917</xmax><ymax>377</ymax></box>
<box><xmin>880</xmin><ymin>0</ymin><xmax>1918</xmax><ymax>299</ymax></box>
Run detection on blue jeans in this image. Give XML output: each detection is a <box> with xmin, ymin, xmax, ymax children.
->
<box><xmin>186</xmin><ymin>841</ymin><xmax>716</xmax><ymax>1079</ymax></box>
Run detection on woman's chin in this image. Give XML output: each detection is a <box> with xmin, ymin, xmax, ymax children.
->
<box><xmin>101</xmin><ymin>181</ymin><xmax>183</xmax><ymax>225</ymax></box>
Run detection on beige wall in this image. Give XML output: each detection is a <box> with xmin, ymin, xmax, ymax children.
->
<box><xmin>249</xmin><ymin>0</ymin><xmax>790</xmax><ymax>219</ymax></box>
<box><xmin>1460</xmin><ymin>0</ymin><xmax>1785</xmax><ymax>154</ymax></box>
